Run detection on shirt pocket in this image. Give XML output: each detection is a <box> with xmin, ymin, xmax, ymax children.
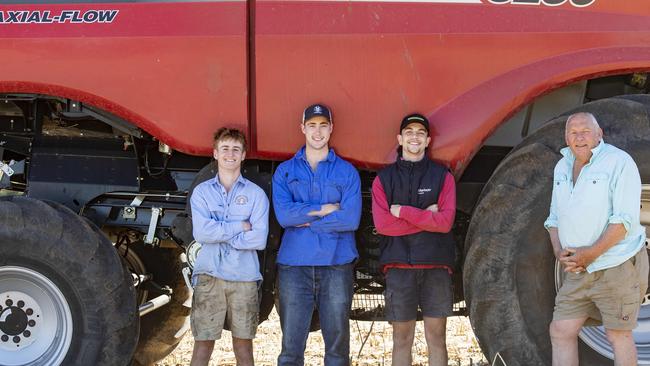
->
<box><xmin>229</xmin><ymin>201</ymin><xmax>253</xmax><ymax>220</ymax></box>
<box><xmin>287</xmin><ymin>177</ymin><xmax>311</xmax><ymax>203</ymax></box>
<box><xmin>206</xmin><ymin>203</ymin><xmax>225</xmax><ymax>221</ymax></box>
<box><xmin>323</xmin><ymin>180</ymin><xmax>343</xmax><ymax>203</ymax></box>
<box><xmin>553</xmin><ymin>174</ymin><xmax>571</xmax><ymax>211</ymax></box>
<box><xmin>582</xmin><ymin>172</ymin><xmax>610</xmax><ymax>202</ymax></box>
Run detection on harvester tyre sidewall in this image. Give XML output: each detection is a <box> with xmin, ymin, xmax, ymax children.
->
<box><xmin>0</xmin><ymin>196</ymin><xmax>138</xmax><ymax>366</ymax></box>
<box><xmin>463</xmin><ymin>95</ymin><xmax>650</xmax><ymax>365</ymax></box>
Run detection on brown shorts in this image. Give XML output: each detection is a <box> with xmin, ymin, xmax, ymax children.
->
<box><xmin>190</xmin><ymin>274</ymin><xmax>259</xmax><ymax>340</ymax></box>
<box><xmin>553</xmin><ymin>248</ymin><xmax>649</xmax><ymax>330</ymax></box>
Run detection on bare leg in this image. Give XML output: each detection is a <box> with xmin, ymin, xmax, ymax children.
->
<box><xmin>549</xmin><ymin>318</ymin><xmax>587</xmax><ymax>366</ymax></box>
<box><xmin>233</xmin><ymin>337</ymin><xmax>255</xmax><ymax>366</ymax></box>
<box><xmin>606</xmin><ymin>329</ymin><xmax>638</xmax><ymax>366</ymax></box>
<box><xmin>391</xmin><ymin>320</ymin><xmax>416</xmax><ymax>366</ymax></box>
<box><xmin>190</xmin><ymin>340</ymin><xmax>215</xmax><ymax>366</ymax></box>
<box><xmin>423</xmin><ymin>317</ymin><xmax>447</xmax><ymax>366</ymax></box>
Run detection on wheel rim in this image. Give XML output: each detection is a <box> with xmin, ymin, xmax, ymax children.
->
<box><xmin>0</xmin><ymin>266</ymin><xmax>73</xmax><ymax>366</ymax></box>
<box><xmin>116</xmin><ymin>244</ymin><xmax>148</xmax><ymax>305</ymax></box>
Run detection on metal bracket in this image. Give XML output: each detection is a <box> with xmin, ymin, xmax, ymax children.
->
<box><xmin>9</xmin><ymin>160</ymin><xmax>24</xmax><ymax>176</ymax></box>
<box><xmin>123</xmin><ymin>195</ymin><xmax>145</xmax><ymax>220</ymax></box>
<box><xmin>62</xmin><ymin>99</ymin><xmax>143</xmax><ymax>138</ymax></box>
<box><xmin>0</xmin><ymin>161</ymin><xmax>14</xmax><ymax>188</ymax></box>
<box><xmin>122</xmin><ymin>206</ymin><xmax>136</xmax><ymax>220</ymax></box>
<box><xmin>144</xmin><ymin>207</ymin><xmax>162</xmax><ymax>245</ymax></box>
<box><xmin>158</xmin><ymin>141</ymin><xmax>172</xmax><ymax>155</ymax></box>
<box><xmin>129</xmin><ymin>195</ymin><xmax>145</xmax><ymax>207</ymax></box>
<box><xmin>180</xmin><ymin>252</ymin><xmax>193</xmax><ymax>291</ymax></box>
<box><xmin>0</xmin><ymin>161</ymin><xmax>15</xmax><ymax>177</ymax></box>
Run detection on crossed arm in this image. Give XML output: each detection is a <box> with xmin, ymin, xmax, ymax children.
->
<box><xmin>191</xmin><ymin>192</ymin><xmax>247</xmax><ymax>245</ymax></box>
<box><xmin>272</xmin><ymin>166</ymin><xmax>362</xmax><ymax>232</ymax></box>
<box><xmin>371</xmin><ymin>173</ymin><xmax>456</xmax><ymax>236</ymax></box>
<box><xmin>229</xmin><ymin>192</ymin><xmax>270</xmax><ymax>250</ymax></box>
<box><xmin>191</xmin><ymin>189</ymin><xmax>270</xmax><ymax>250</ymax></box>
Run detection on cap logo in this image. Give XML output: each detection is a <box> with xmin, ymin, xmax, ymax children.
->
<box><xmin>407</xmin><ymin>116</ymin><xmax>425</xmax><ymax>122</ymax></box>
<box><xmin>314</xmin><ymin>105</ymin><xmax>322</xmax><ymax>114</ymax></box>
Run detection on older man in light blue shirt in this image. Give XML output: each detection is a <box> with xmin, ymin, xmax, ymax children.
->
<box><xmin>545</xmin><ymin>112</ymin><xmax>648</xmax><ymax>366</ymax></box>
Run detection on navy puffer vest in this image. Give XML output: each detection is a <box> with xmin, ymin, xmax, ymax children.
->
<box><xmin>377</xmin><ymin>157</ymin><xmax>455</xmax><ymax>267</ymax></box>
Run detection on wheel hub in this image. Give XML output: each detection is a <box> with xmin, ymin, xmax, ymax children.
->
<box><xmin>0</xmin><ymin>291</ymin><xmax>42</xmax><ymax>353</ymax></box>
<box><xmin>0</xmin><ymin>306</ymin><xmax>29</xmax><ymax>336</ymax></box>
<box><xmin>0</xmin><ymin>267</ymin><xmax>72</xmax><ymax>365</ymax></box>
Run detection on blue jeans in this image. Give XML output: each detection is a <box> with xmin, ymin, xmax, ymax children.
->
<box><xmin>277</xmin><ymin>263</ymin><xmax>354</xmax><ymax>366</ymax></box>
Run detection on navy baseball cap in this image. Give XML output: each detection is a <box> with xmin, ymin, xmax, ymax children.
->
<box><xmin>399</xmin><ymin>113</ymin><xmax>430</xmax><ymax>134</ymax></box>
<box><xmin>303</xmin><ymin>104</ymin><xmax>332</xmax><ymax>123</ymax></box>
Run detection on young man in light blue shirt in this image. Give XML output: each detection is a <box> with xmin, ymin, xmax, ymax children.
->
<box><xmin>189</xmin><ymin>128</ymin><xmax>269</xmax><ymax>366</ymax></box>
<box><xmin>545</xmin><ymin>112</ymin><xmax>648</xmax><ymax>366</ymax></box>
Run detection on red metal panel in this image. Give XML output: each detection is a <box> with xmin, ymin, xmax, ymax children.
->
<box><xmin>0</xmin><ymin>1</ymin><xmax>248</xmax><ymax>156</ymax></box>
<box><xmin>254</xmin><ymin>0</ymin><xmax>650</xmax><ymax>173</ymax></box>
<box><xmin>2</xmin><ymin>1</ymin><xmax>650</xmax><ymax>174</ymax></box>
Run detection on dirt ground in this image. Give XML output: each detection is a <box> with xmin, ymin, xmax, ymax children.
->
<box><xmin>156</xmin><ymin>309</ymin><xmax>488</xmax><ymax>366</ymax></box>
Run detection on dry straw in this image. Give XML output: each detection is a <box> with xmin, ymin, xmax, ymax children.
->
<box><xmin>156</xmin><ymin>309</ymin><xmax>488</xmax><ymax>366</ymax></box>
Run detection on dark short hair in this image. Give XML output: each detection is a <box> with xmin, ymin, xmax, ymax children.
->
<box><xmin>213</xmin><ymin>127</ymin><xmax>247</xmax><ymax>151</ymax></box>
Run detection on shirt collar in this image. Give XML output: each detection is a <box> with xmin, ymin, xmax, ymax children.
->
<box><xmin>295</xmin><ymin>145</ymin><xmax>337</xmax><ymax>163</ymax></box>
<box><xmin>560</xmin><ymin>139</ymin><xmax>605</xmax><ymax>164</ymax></box>
<box><xmin>211</xmin><ymin>172</ymin><xmax>247</xmax><ymax>189</ymax></box>
<box><xmin>397</xmin><ymin>155</ymin><xmax>429</xmax><ymax>168</ymax></box>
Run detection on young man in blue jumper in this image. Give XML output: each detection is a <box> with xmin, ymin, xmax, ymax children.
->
<box><xmin>272</xmin><ymin>104</ymin><xmax>362</xmax><ymax>366</ymax></box>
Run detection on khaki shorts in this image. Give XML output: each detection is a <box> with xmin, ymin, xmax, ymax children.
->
<box><xmin>190</xmin><ymin>274</ymin><xmax>259</xmax><ymax>340</ymax></box>
<box><xmin>553</xmin><ymin>248</ymin><xmax>649</xmax><ymax>330</ymax></box>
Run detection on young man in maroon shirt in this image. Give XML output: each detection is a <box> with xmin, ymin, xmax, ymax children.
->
<box><xmin>371</xmin><ymin>113</ymin><xmax>456</xmax><ymax>366</ymax></box>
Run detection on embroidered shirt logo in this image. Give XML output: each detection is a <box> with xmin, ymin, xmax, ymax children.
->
<box><xmin>417</xmin><ymin>188</ymin><xmax>432</xmax><ymax>195</ymax></box>
<box><xmin>235</xmin><ymin>195</ymin><xmax>248</xmax><ymax>205</ymax></box>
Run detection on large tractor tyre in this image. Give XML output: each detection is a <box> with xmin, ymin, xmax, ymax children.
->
<box><xmin>131</xmin><ymin>245</ymin><xmax>191</xmax><ymax>366</ymax></box>
<box><xmin>463</xmin><ymin>95</ymin><xmax>650</xmax><ymax>366</ymax></box>
<box><xmin>0</xmin><ymin>196</ymin><xmax>138</xmax><ymax>366</ymax></box>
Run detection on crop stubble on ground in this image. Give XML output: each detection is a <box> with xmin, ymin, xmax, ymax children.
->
<box><xmin>157</xmin><ymin>309</ymin><xmax>488</xmax><ymax>366</ymax></box>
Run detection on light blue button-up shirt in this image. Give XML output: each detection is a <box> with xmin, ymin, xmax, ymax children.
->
<box><xmin>190</xmin><ymin>174</ymin><xmax>269</xmax><ymax>283</ymax></box>
<box><xmin>544</xmin><ymin>140</ymin><xmax>645</xmax><ymax>273</ymax></box>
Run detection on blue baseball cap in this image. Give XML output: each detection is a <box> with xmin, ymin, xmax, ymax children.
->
<box><xmin>303</xmin><ymin>104</ymin><xmax>332</xmax><ymax>123</ymax></box>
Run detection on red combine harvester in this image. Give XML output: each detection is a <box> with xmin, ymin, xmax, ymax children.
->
<box><xmin>0</xmin><ymin>0</ymin><xmax>649</xmax><ymax>365</ymax></box>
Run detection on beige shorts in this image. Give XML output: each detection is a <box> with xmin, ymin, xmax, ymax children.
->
<box><xmin>553</xmin><ymin>248</ymin><xmax>649</xmax><ymax>330</ymax></box>
<box><xmin>190</xmin><ymin>274</ymin><xmax>259</xmax><ymax>340</ymax></box>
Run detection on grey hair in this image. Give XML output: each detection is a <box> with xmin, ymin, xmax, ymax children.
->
<box><xmin>565</xmin><ymin>112</ymin><xmax>600</xmax><ymax>130</ymax></box>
